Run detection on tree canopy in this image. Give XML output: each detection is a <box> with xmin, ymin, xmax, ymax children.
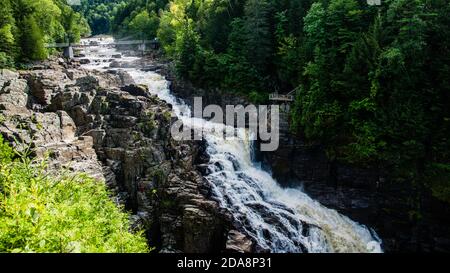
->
<box><xmin>0</xmin><ymin>0</ymin><xmax>90</xmax><ymax>66</ymax></box>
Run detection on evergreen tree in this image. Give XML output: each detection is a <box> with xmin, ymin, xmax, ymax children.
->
<box><xmin>20</xmin><ymin>15</ymin><xmax>47</xmax><ymax>61</ymax></box>
<box><xmin>0</xmin><ymin>0</ymin><xmax>16</xmax><ymax>58</ymax></box>
<box><xmin>242</xmin><ymin>0</ymin><xmax>273</xmax><ymax>72</ymax></box>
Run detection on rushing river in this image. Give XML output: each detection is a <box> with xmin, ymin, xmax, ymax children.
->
<box><xmin>79</xmin><ymin>37</ymin><xmax>383</xmax><ymax>253</ymax></box>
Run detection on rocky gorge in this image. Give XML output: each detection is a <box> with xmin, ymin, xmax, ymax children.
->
<box><xmin>0</xmin><ymin>39</ymin><xmax>387</xmax><ymax>253</ymax></box>
<box><xmin>0</xmin><ymin>57</ymin><xmax>254</xmax><ymax>253</ymax></box>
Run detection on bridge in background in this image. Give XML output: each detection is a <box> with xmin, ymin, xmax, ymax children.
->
<box><xmin>45</xmin><ymin>40</ymin><xmax>159</xmax><ymax>48</ymax></box>
<box><xmin>45</xmin><ymin>38</ymin><xmax>159</xmax><ymax>58</ymax></box>
<box><xmin>45</xmin><ymin>39</ymin><xmax>159</xmax><ymax>49</ymax></box>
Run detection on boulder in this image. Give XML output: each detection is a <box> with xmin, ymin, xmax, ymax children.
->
<box><xmin>24</xmin><ymin>69</ymin><xmax>72</xmax><ymax>106</ymax></box>
<box><xmin>0</xmin><ymin>69</ymin><xmax>19</xmax><ymax>88</ymax></box>
<box><xmin>225</xmin><ymin>230</ymin><xmax>253</xmax><ymax>253</ymax></box>
<box><xmin>116</xmin><ymin>70</ymin><xmax>135</xmax><ymax>86</ymax></box>
<box><xmin>0</xmin><ymin>78</ymin><xmax>29</xmax><ymax>109</ymax></box>
<box><xmin>58</xmin><ymin>110</ymin><xmax>76</xmax><ymax>141</ymax></box>
<box><xmin>79</xmin><ymin>59</ymin><xmax>90</xmax><ymax>64</ymax></box>
<box><xmin>109</xmin><ymin>60</ymin><xmax>121</xmax><ymax>68</ymax></box>
<box><xmin>64</xmin><ymin>69</ymin><xmax>88</xmax><ymax>81</ymax></box>
<box><xmin>121</xmin><ymin>84</ymin><xmax>149</xmax><ymax>98</ymax></box>
<box><xmin>75</xmin><ymin>75</ymin><xmax>99</xmax><ymax>92</ymax></box>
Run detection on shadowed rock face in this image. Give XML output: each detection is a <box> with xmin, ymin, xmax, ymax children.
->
<box><xmin>0</xmin><ymin>58</ymin><xmax>240</xmax><ymax>253</ymax></box>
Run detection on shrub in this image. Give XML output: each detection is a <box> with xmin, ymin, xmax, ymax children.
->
<box><xmin>0</xmin><ymin>52</ymin><xmax>15</xmax><ymax>68</ymax></box>
<box><xmin>0</xmin><ymin>136</ymin><xmax>149</xmax><ymax>253</ymax></box>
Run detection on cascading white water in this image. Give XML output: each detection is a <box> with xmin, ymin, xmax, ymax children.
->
<box><xmin>79</xmin><ymin>37</ymin><xmax>383</xmax><ymax>253</ymax></box>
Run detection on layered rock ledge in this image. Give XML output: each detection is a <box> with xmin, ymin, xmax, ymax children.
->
<box><xmin>0</xmin><ymin>58</ymin><xmax>251</xmax><ymax>253</ymax></box>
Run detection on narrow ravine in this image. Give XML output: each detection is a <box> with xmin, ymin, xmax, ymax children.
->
<box><xmin>79</xmin><ymin>37</ymin><xmax>383</xmax><ymax>253</ymax></box>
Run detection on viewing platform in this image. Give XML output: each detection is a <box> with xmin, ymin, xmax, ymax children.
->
<box><xmin>269</xmin><ymin>93</ymin><xmax>294</xmax><ymax>102</ymax></box>
<box><xmin>269</xmin><ymin>86</ymin><xmax>299</xmax><ymax>103</ymax></box>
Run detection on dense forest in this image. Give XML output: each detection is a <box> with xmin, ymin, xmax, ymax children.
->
<box><xmin>0</xmin><ymin>0</ymin><xmax>90</xmax><ymax>67</ymax></box>
<box><xmin>74</xmin><ymin>0</ymin><xmax>167</xmax><ymax>38</ymax></box>
<box><xmin>74</xmin><ymin>0</ymin><xmax>450</xmax><ymax>203</ymax></box>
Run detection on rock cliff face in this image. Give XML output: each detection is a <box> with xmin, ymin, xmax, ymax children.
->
<box><xmin>0</xmin><ymin>59</ymin><xmax>245</xmax><ymax>253</ymax></box>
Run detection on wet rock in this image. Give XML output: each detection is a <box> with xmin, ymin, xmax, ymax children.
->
<box><xmin>142</xmin><ymin>65</ymin><xmax>163</xmax><ymax>72</ymax></box>
<box><xmin>64</xmin><ymin>69</ymin><xmax>88</xmax><ymax>81</ymax></box>
<box><xmin>57</xmin><ymin>110</ymin><xmax>76</xmax><ymax>140</ymax></box>
<box><xmin>225</xmin><ymin>230</ymin><xmax>253</xmax><ymax>253</ymax></box>
<box><xmin>75</xmin><ymin>75</ymin><xmax>99</xmax><ymax>92</ymax></box>
<box><xmin>116</xmin><ymin>70</ymin><xmax>135</xmax><ymax>86</ymax></box>
<box><xmin>109</xmin><ymin>60</ymin><xmax>121</xmax><ymax>68</ymax></box>
<box><xmin>121</xmin><ymin>84</ymin><xmax>149</xmax><ymax>98</ymax></box>
<box><xmin>182</xmin><ymin>205</ymin><xmax>224</xmax><ymax>253</ymax></box>
<box><xmin>79</xmin><ymin>59</ymin><xmax>91</xmax><ymax>64</ymax></box>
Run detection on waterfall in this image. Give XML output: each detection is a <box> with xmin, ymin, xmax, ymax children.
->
<box><xmin>79</xmin><ymin>37</ymin><xmax>383</xmax><ymax>253</ymax></box>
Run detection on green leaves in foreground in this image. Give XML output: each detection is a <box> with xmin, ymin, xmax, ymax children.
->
<box><xmin>0</xmin><ymin>136</ymin><xmax>149</xmax><ymax>253</ymax></box>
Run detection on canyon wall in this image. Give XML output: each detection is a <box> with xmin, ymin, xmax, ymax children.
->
<box><xmin>0</xmin><ymin>59</ymin><xmax>252</xmax><ymax>253</ymax></box>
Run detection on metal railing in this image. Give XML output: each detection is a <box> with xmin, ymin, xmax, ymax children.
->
<box><xmin>269</xmin><ymin>93</ymin><xmax>294</xmax><ymax>102</ymax></box>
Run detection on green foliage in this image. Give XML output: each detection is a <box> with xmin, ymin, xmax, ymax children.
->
<box><xmin>0</xmin><ymin>52</ymin><xmax>15</xmax><ymax>68</ymax></box>
<box><xmin>0</xmin><ymin>0</ymin><xmax>90</xmax><ymax>67</ymax></box>
<box><xmin>154</xmin><ymin>0</ymin><xmax>317</xmax><ymax>95</ymax></box>
<box><xmin>19</xmin><ymin>15</ymin><xmax>47</xmax><ymax>61</ymax></box>
<box><xmin>426</xmin><ymin>163</ymin><xmax>450</xmax><ymax>203</ymax></box>
<box><xmin>0</xmin><ymin>136</ymin><xmax>14</xmax><ymax>165</ymax></box>
<box><xmin>0</xmin><ymin>136</ymin><xmax>149</xmax><ymax>253</ymax></box>
<box><xmin>248</xmin><ymin>91</ymin><xmax>268</xmax><ymax>105</ymax></box>
<box><xmin>129</xmin><ymin>10</ymin><xmax>159</xmax><ymax>40</ymax></box>
<box><xmin>76</xmin><ymin>0</ymin><xmax>119</xmax><ymax>35</ymax></box>
<box><xmin>175</xmin><ymin>23</ymin><xmax>200</xmax><ymax>78</ymax></box>
<box><xmin>76</xmin><ymin>0</ymin><xmax>167</xmax><ymax>37</ymax></box>
<box><xmin>60</xmin><ymin>6</ymin><xmax>91</xmax><ymax>43</ymax></box>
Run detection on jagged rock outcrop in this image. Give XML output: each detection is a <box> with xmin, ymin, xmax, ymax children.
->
<box><xmin>0</xmin><ymin>69</ymin><xmax>103</xmax><ymax>180</ymax></box>
<box><xmin>0</xmin><ymin>59</ymin><xmax>234</xmax><ymax>253</ymax></box>
<box><xmin>0</xmin><ymin>71</ymin><xmax>28</xmax><ymax>109</ymax></box>
<box><xmin>225</xmin><ymin>230</ymin><xmax>253</xmax><ymax>253</ymax></box>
